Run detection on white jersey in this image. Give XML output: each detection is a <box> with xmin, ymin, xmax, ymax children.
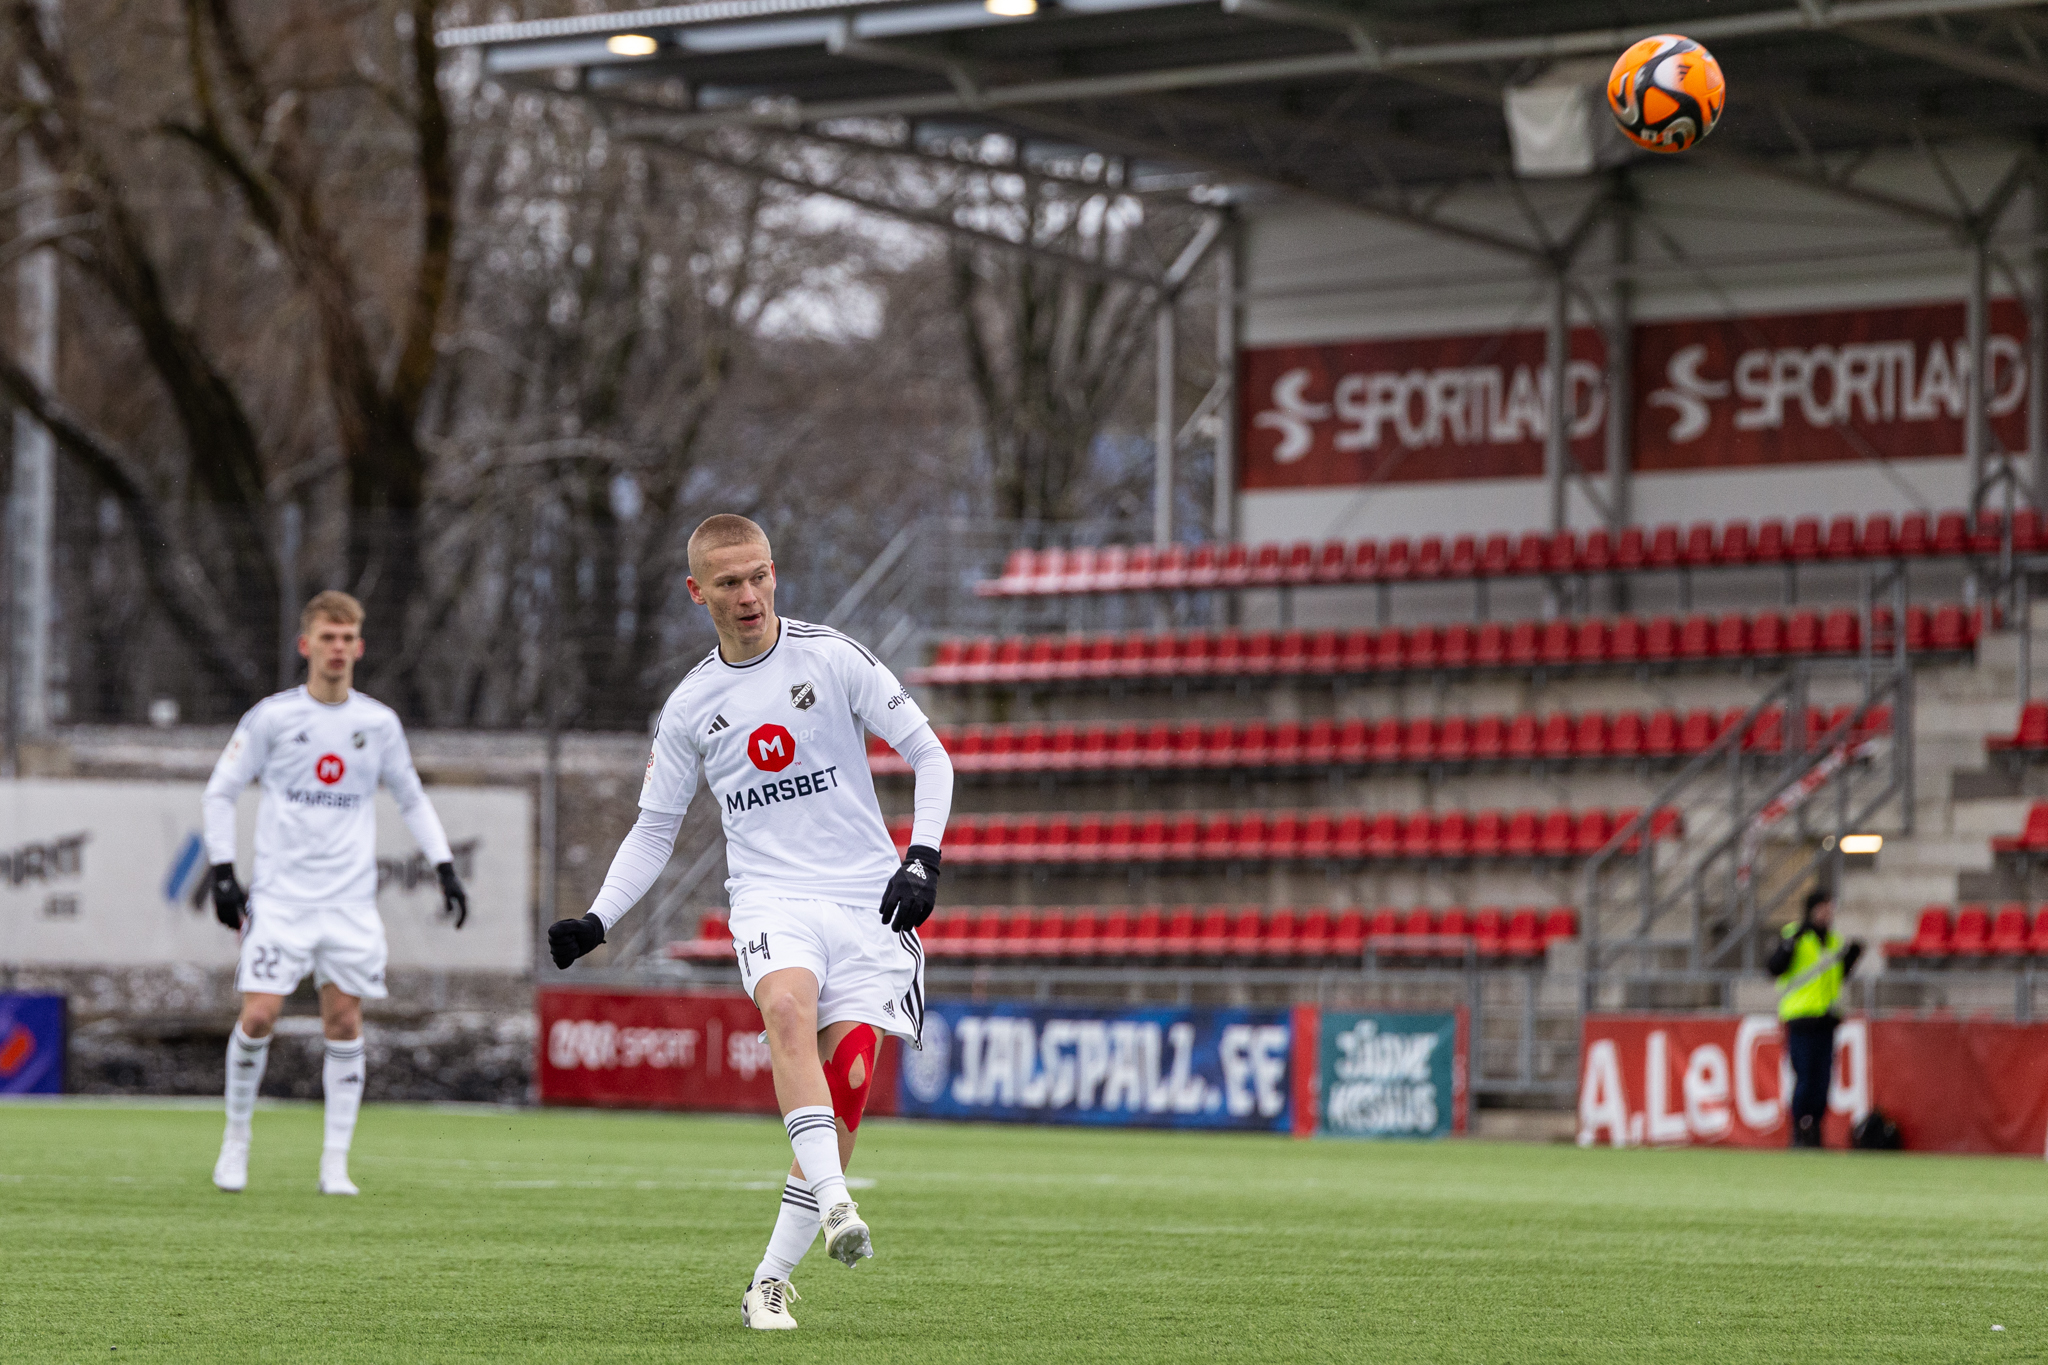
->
<box><xmin>203</xmin><ymin>686</ymin><xmax>452</xmax><ymax>907</ymax></box>
<box><xmin>639</xmin><ymin>618</ymin><xmax>928</xmax><ymax>908</ymax></box>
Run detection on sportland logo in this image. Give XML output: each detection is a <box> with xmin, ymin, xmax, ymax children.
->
<box><xmin>314</xmin><ymin>754</ymin><xmax>346</xmax><ymax>784</ymax></box>
<box><xmin>749</xmin><ymin>723</ymin><xmax>796</xmax><ymax>773</ymax></box>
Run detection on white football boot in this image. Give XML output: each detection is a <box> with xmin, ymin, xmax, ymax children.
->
<box><xmin>212</xmin><ymin>1136</ymin><xmax>249</xmax><ymax>1193</ymax></box>
<box><xmin>821</xmin><ymin>1201</ymin><xmax>873</xmax><ymax>1267</ymax></box>
<box><xmin>318</xmin><ymin>1149</ymin><xmax>359</xmax><ymax>1196</ymax></box>
<box><xmin>741</xmin><ymin>1279</ymin><xmax>800</xmax><ymax>1330</ymax></box>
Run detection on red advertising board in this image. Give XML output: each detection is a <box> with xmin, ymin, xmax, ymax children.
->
<box><xmin>536</xmin><ymin>989</ymin><xmax>898</xmax><ymax>1115</ymax></box>
<box><xmin>1633</xmin><ymin>300</ymin><xmax>2029</xmax><ymax>470</ymax></box>
<box><xmin>1578</xmin><ymin>1014</ymin><xmax>2048</xmax><ymax>1155</ymax></box>
<box><xmin>1240</xmin><ymin>299</ymin><xmax>2030</xmax><ymax>491</ymax></box>
<box><xmin>1239</xmin><ymin>325</ymin><xmax>1608</xmax><ymax>489</ymax></box>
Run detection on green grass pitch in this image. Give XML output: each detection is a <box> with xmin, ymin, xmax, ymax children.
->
<box><xmin>2</xmin><ymin>1100</ymin><xmax>2044</xmax><ymax>1363</ymax></box>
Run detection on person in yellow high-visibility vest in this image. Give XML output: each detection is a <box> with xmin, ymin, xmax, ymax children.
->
<box><xmin>1766</xmin><ymin>888</ymin><xmax>1864</xmax><ymax>1148</ymax></box>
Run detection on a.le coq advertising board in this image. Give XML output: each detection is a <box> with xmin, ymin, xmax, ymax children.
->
<box><xmin>0</xmin><ymin>779</ymin><xmax>531</xmax><ymax>971</ymax></box>
<box><xmin>1579</xmin><ymin>1014</ymin><xmax>2048</xmax><ymax>1155</ymax></box>
<box><xmin>1242</xmin><ymin>299</ymin><xmax>2030</xmax><ymax>489</ymax></box>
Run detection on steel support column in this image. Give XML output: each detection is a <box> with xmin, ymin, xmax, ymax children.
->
<box><xmin>8</xmin><ymin>101</ymin><xmax>57</xmax><ymax>748</ymax></box>
<box><xmin>1153</xmin><ymin>298</ymin><xmax>1176</xmax><ymax>548</ymax></box>
<box><xmin>1967</xmin><ymin>233</ymin><xmax>1990</xmax><ymax>504</ymax></box>
<box><xmin>1213</xmin><ymin>224</ymin><xmax>1239</xmax><ymax>543</ymax></box>
<box><xmin>2033</xmin><ymin>166</ymin><xmax>2048</xmax><ymax>512</ymax></box>
<box><xmin>1546</xmin><ymin>268</ymin><xmax>1570</xmax><ymax>534</ymax></box>
<box><xmin>1605</xmin><ymin>201</ymin><xmax>1634</xmax><ymax>534</ymax></box>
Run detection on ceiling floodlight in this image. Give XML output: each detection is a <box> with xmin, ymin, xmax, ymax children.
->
<box><xmin>605</xmin><ymin>33</ymin><xmax>660</xmax><ymax>56</ymax></box>
<box><xmin>984</xmin><ymin>0</ymin><xmax>1038</xmax><ymax>15</ymax></box>
<box><xmin>1839</xmin><ymin>834</ymin><xmax>1883</xmax><ymax>855</ymax></box>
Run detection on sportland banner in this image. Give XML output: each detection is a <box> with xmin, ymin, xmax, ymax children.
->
<box><xmin>1578</xmin><ymin>1014</ymin><xmax>2048</xmax><ymax>1155</ymax></box>
<box><xmin>0</xmin><ymin>778</ymin><xmax>531</xmax><ymax>972</ymax></box>
<box><xmin>537</xmin><ymin>988</ymin><xmax>903</xmax><ymax>1115</ymax></box>
<box><xmin>1242</xmin><ymin>299</ymin><xmax>2029</xmax><ymax>489</ymax></box>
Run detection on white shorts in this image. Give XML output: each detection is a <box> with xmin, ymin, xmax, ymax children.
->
<box><xmin>729</xmin><ymin>896</ymin><xmax>925</xmax><ymax>1044</ymax></box>
<box><xmin>236</xmin><ymin>896</ymin><xmax>389</xmax><ymax>1000</ymax></box>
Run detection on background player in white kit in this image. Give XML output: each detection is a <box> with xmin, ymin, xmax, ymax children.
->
<box><xmin>547</xmin><ymin>514</ymin><xmax>953</xmax><ymax>1332</ymax></box>
<box><xmin>202</xmin><ymin>591</ymin><xmax>470</xmax><ymax>1196</ymax></box>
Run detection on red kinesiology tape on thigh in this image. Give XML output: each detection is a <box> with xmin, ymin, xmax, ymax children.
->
<box><xmin>824</xmin><ymin>1025</ymin><xmax>879</xmax><ymax>1131</ymax></box>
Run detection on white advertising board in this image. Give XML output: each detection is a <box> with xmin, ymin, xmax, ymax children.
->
<box><xmin>0</xmin><ymin>779</ymin><xmax>532</xmax><ymax>972</ymax></box>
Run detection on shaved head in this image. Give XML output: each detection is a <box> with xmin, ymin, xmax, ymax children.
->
<box><xmin>687</xmin><ymin>513</ymin><xmax>771</xmax><ymax>577</ymax></box>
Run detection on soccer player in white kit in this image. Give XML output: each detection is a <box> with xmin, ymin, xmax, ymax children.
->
<box><xmin>547</xmin><ymin>514</ymin><xmax>954</xmax><ymax>1332</ymax></box>
<box><xmin>201</xmin><ymin>591</ymin><xmax>469</xmax><ymax>1196</ymax></box>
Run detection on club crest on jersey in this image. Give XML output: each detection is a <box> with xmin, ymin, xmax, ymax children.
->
<box><xmin>351</xmin><ymin>731</ymin><xmax>366</xmax><ymax>749</ymax></box>
<box><xmin>315</xmin><ymin>754</ymin><xmax>346</xmax><ymax>785</ymax></box>
<box><xmin>790</xmin><ymin>682</ymin><xmax>816</xmax><ymax>711</ymax></box>
<box><xmin>749</xmin><ymin>723</ymin><xmax>797</xmax><ymax>773</ymax></box>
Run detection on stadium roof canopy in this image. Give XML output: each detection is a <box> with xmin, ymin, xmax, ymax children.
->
<box><xmin>441</xmin><ymin>0</ymin><xmax>2048</xmax><ymax>264</ymax></box>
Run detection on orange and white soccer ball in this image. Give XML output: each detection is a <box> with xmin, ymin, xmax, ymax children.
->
<box><xmin>1607</xmin><ymin>34</ymin><xmax>1726</xmax><ymax>153</ymax></box>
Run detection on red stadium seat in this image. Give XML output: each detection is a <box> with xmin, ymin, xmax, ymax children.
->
<box><xmin>1647</xmin><ymin>524</ymin><xmax>1681</xmax><ymax>569</ymax></box>
<box><xmin>1370</xmin><ymin>717</ymin><xmax>1404</xmax><ymax>764</ymax></box>
<box><xmin>1370</xmin><ymin>626</ymin><xmax>1405</xmax><ymax>673</ymax></box>
<box><xmin>1785</xmin><ymin>610</ymin><xmax>1822</xmax><ymax>656</ymax></box>
<box><xmin>1931</xmin><ymin>605</ymin><xmax>1972</xmax><ymax>651</ymax></box>
<box><xmin>1615</xmin><ymin>526</ymin><xmax>1648</xmax><ymax>570</ymax></box>
<box><xmin>1547</xmin><ymin>531</ymin><xmax>1579</xmax><ymax>573</ymax></box>
<box><xmin>1679</xmin><ymin>708</ymin><xmax>1719</xmax><ymax>755</ymax></box>
<box><xmin>1717</xmin><ymin>520</ymin><xmax>1753</xmax><ymax>564</ymax></box>
<box><xmin>1504</xmin><ymin>907</ymin><xmax>1544</xmax><ymax>958</ymax></box>
<box><xmin>1788</xmin><ymin>516</ymin><xmax>1822</xmax><ymax>561</ymax></box>
<box><xmin>1574</xmin><ymin>617</ymin><xmax>1611</xmax><ymax>663</ymax></box>
<box><xmin>1268</xmin><ymin>810</ymin><xmax>1304</xmax><ymax>859</ymax></box>
<box><xmin>1365</xmin><ymin>813</ymin><xmax>1401</xmax><ymax>858</ymax></box>
<box><xmin>1337</xmin><ymin>718</ymin><xmax>1370</xmax><ymax>764</ymax></box>
<box><xmin>1609</xmin><ymin>710</ymin><xmax>1646</xmax><ymax>758</ymax></box>
<box><xmin>1537</xmin><ymin>809</ymin><xmax>1574</xmax><ymax>856</ymax></box>
<box><xmin>1470</xmin><ymin>715</ymin><xmax>1506</xmax><ymax>761</ymax></box>
<box><xmin>1678</xmin><ymin>614</ymin><xmax>1715</xmax><ymax>659</ymax></box>
<box><xmin>1505</xmin><ymin>713</ymin><xmax>1541</xmax><ymax>760</ymax></box>
<box><xmin>1403</xmin><ymin>716</ymin><xmax>1439</xmax><ymax>763</ymax></box>
<box><xmin>1474</xmin><ymin>623</ymin><xmax>1509</xmax><ymax>668</ymax></box>
<box><xmin>2015</xmin><ymin>509</ymin><xmax>2043</xmax><ymax>554</ymax></box>
<box><xmin>1414</xmin><ymin>536</ymin><xmax>1447</xmax><ymax>579</ymax></box>
<box><xmin>1714</xmin><ymin>614</ymin><xmax>1749</xmax><ymax>658</ymax></box>
<box><xmin>1992</xmin><ymin>803</ymin><xmax>2048</xmax><ymax>854</ymax></box>
<box><xmin>1193</xmin><ymin>907</ymin><xmax>1233</xmax><ymax>957</ymax></box>
<box><xmin>1261</xmin><ymin>908</ymin><xmax>1299</xmax><ymax>960</ymax></box>
<box><xmin>1682</xmin><ymin>522</ymin><xmax>1716</xmax><ymax>566</ymax></box>
<box><xmin>1540</xmin><ymin>620</ymin><xmax>1574</xmax><ymax>667</ymax></box>
<box><xmin>1438</xmin><ymin>715</ymin><xmax>1473</xmax><ymax>762</ymax></box>
<box><xmin>1581</xmin><ymin>528</ymin><xmax>1614</xmax><ymax>571</ymax></box>
<box><xmin>1822</xmin><ymin>515</ymin><xmax>1859</xmax><ymax>560</ymax></box>
<box><xmin>1469</xmin><ymin>811</ymin><xmax>1507</xmax><ymax>858</ymax></box>
<box><xmin>1752</xmin><ymin>519</ymin><xmax>1788</xmax><ymax>563</ymax></box>
<box><xmin>1538</xmin><ymin>713</ymin><xmax>1573</xmax><ymax>761</ymax></box>
<box><xmin>1506</xmin><ymin>621</ymin><xmax>1541</xmax><ymax>667</ymax></box>
<box><xmin>1380</xmin><ymin>538</ymin><xmax>1413</xmax><ymax>581</ymax></box>
<box><xmin>1572</xmin><ymin>809</ymin><xmax>1613</xmax><ymax>855</ymax></box>
<box><xmin>1886</xmin><ymin>906</ymin><xmax>1951</xmax><ymax>960</ymax></box>
<box><xmin>1409</xmin><ymin>625</ymin><xmax>1443</xmax><ymax>670</ymax></box>
<box><xmin>1300</xmin><ymin>812</ymin><xmax>1334</xmax><ymax>859</ymax></box>
<box><xmin>1306</xmin><ymin>630</ymin><xmax>1341</xmax><ymax>675</ymax></box>
<box><xmin>1932</xmin><ymin>510</ymin><xmax>1968</xmax><ymax>556</ymax></box>
<box><xmin>1312</xmin><ymin>540</ymin><xmax>1350</xmax><ymax>583</ymax></box>
<box><xmin>1280</xmin><ymin>541</ymin><xmax>1318</xmax><ymax>585</ymax></box>
<box><xmin>1821</xmin><ymin>610</ymin><xmax>1860</xmax><ymax>654</ymax></box>
<box><xmin>1478</xmin><ymin>533</ymin><xmax>1513</xmax><ymax>576</ymax></box>
<box><xmin>1436</xmin><ymin>810</ymin><xmax>1471</xmax><ymax>857</ymax></box>
<box><xmin>1974</xmin><ymin>510</ymin><xmax>2005</xmax><ymax>555</ymax></box>
<box><xmin>1542</xmin><ymin>908</ymin><xmax>1579</xmax><ymax>945</ymax></box>
<box><xmin>1295</xmin><ymin>908</ymin><xmax>1333</xmax><ymax>959</ymax></box>
<box><xmin>1436</xmin><ymin>908</ymin><xmax>1473</xmax><ymax>953</ymax></box>
<box><xmin>1991</xmin><ymin>904</ymin><xmax>2031</xmax><ymax>957</ymax></box>
<box><xmin>1229</xmin><ymin>908</ymin><xmax>1266</xmax><ymax>957</ymax></box>
<box><xmin>1449</xmin><ymin>535</ymin><xmax>1479</xmax><ymax>578</ymax></box>
<box><xmin>1513</xmin><ymin>532</ymin><xmax>1547</xmax><ymax>575</ymax></box>
<box><xmin>1504</xmin><ymin>809</ymin><xmax>1541</xmax><ymax>856</ymax></box>
<box><xmin>1951</xmin><ymin>905</ymin><xmax>1992</xmax><ymax>957</ymax></box>
<box><xmin>1472</xmin><ymin>907</ymin><xmax>1507</xmax><ymax>957</ymax></box>
<box><xmin>1749</xmin><ymin>611</ymin><xmax>1785</xmax><ymax>657</ymax></box>
<box><xmin>1217</xmin><ymin>544</ymin><xmax>1253</xmax><ymax>588</ymax></box>
<box><xmin>2029</xmin><ymin>909</ymin><xmax>2048</xmax><ymax>959</ymax></box>
<box><xmin>1643</xmin><ymin>616</ymin><xmax>1679</xmax><ymax>662</ymax></box>
<box><xmin>1440</xmin><ymin>623</ymin><xmax>1475</xmax><ymax>669</ymax></box>
<box><xmin>1643</xmin><ymin>710</ymin><xmax>1679</xmax><ymax>758</ymax></box>
<box><xmin>1331</xmin><ymin>814</ymin><xmax>1367</xmax><ymax>858</ymax></box>
<box><xmin>1333</xmin><ymin>909</ymin><xmax>1369</xmax><ymax>955</ymax></box>
<box><xmin>1401</xmin><ymin>811</ymin><xmax>1437</xmax><ymax>858</ymax></box>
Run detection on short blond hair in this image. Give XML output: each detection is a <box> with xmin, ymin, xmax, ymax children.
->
<box><xmin>301</xmin><ymin>590</ymin><xmax>364</xmax><ymax>634</ymax></box>
<box><xmin>687</xmin><ymin>514</ymin><xmax>771</xmax><ymax>577</ymax></box>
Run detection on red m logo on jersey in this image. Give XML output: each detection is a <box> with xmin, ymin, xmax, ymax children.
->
<box><xmin>315</xmin><ymin>753</ymin><xmax>346</xmax><ymax>784</ymax></box>
<box><xmin>748</xmin><ymin>723</ymin><xmax>796</xmax><ymax>773</ymax></box>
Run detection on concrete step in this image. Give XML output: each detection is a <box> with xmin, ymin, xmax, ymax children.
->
<box><xmin>1950</xmin><ymin>798</ymin><xmax>2034</xmax><ymax>837</ymax></box>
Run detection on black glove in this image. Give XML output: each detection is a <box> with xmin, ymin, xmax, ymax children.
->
<box><xmin>211</xmin><ymin>863</ymin><xmax>248</xmax><ymax>931</ymax></box>
<box><xmin>879</xmin><ymin>844</ymin><xmax>940</xmax><ymax>934</ymax></box>
<box><xmin>436</xmin><ymin>861</ymin><xmax>469</xmax><ymax>929</ymax></box>
<box><xmin>548</xmin><ymin>913</ymin><xmax>606</xmax><ymax>969</ymax></box>
<box><xmin>1843</xmin><ymin>940</ymin><xmax>1865</xmax><ymax>974</ymax></box>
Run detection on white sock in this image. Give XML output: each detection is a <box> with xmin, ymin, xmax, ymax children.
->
<box><xmin>224</xmin><ymin>1025</ymin><xmax>271</xmax><ymax>1142</ymax></box>
<box><xmin>752</xmin><ymin>1175</ymin><xmax>820</xmax><ymax>1286</ymax></box>
<box><xmin>783</xmin><ymin>1106</ymin><xmax>849</xmax><ymax>1210</ymax></box>
<box><xmin>322</xmin><ymin>1037</ymin><xmax>367</xmax><ymax>1155</ymax></box>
